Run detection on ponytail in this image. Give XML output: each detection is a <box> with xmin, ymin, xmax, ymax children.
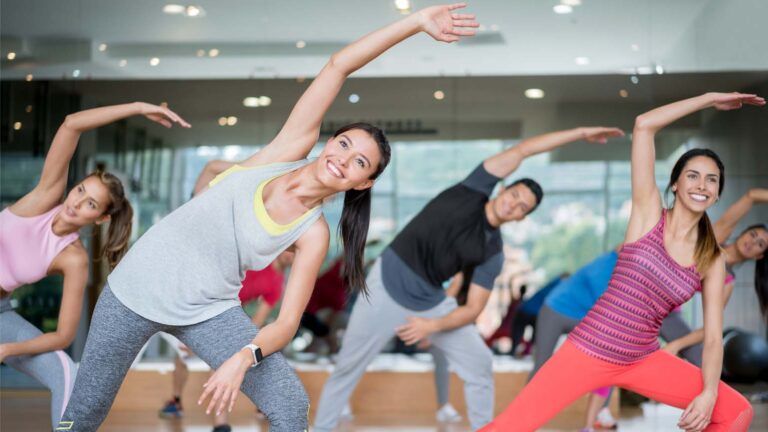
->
<box><xmin>339</xmin><ymin>188</ymin><xmax>372</xmax><ymax>296</ymax></box>
<box><xmin>743</xmin><ymin>223</ymin><xmax>768</xmax><ymax>320</ymax></box>
<box><xmin>332</xmin><ymin>122</ymin><xmax>391</xmax><ymax>297</ymax></box>
<box><xmin>87</xmin><ymin>171</ymin><xmax>134</xmax><ymax>269</ymax></box>
<box><xmin>693</xmin><ymin>212</ymin><xmax>721</xmax><ymax>275</ymax></box>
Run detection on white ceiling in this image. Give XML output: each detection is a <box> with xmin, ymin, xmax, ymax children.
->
<box><xmin>2</xmin><ymin>0</ymin><xmax>768</xmax><ymax>80</ymax></box>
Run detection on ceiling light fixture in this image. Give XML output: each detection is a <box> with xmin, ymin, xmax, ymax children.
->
<box><xmin>525</xmin><ymin>88</ymin><xmax>545</xmax><ymax>99</ymax></box>
<box><xmin>619</xmin><ymin>89</ymin><xmax>629</xmax><ymax>98</ymax></box>
<box><xmin>553</xmin><ymin>5</ymin><xmax>573</xmax><ymax>14</ymax></box>
<box><xmin>218</xmin><ymin>117</ymin><xmax>228</xmax><ymax>126</ymax></box>
<box><xmin>575</xmin><ymin>56</ymin><xmax>590</xmax><ymax>65</ymax></box>
<box><xmin>13</xmin><ymin>122</ymin><xmax>22</xmax><ymax>131</ymax></box>
<box><xmin>25</xmin><ymin>74</ymin><xmax>33</xmax><ymax>82</ymax></box>
<box><xmin>433</xmin><ymin>90</ymin><xmax>445</xmax><ymax>100</ymax></box>
<box><xmin>348</xmin><ymin>94</ymin><xmax>360</xmax><ymax>104</ymax></box>
<box><xmin>7</xmin><ymin>52</ymin><xmax>16</xmax><ymax>60</ymax></box>
<box><xmin>98</xmin><ymin>43</ymin><xmax>108</xmax><ymax>52</ymax></box>
<box><xmin>163</xmin><ymin>4</ymin><xmax>185</xmax><ymax>14</ymax></box>
<box><xmin>395</xmin><ymin>0</ymin><xmax>411</xmax><ymax>14</ymax></box>
<box><xmin>296</xmin><ymin>40</ymin><xmax>306</xmax><ymax>49</ymax></box>
<box><xmin>226</xmin><ymin>116</ymin><xmax>238</xmax><ymax>126</ymax></box>
<box><xmin>655</xmin><ymin>64</ymin><xmax>664</xmax><ymax>74</ymax></box>
<box><xmin>630</xmin><ymin>75</ymin><xmax>639</xmax><ymax>85</ymax></box>
<box><xmin>258</xmin><ymin>96</ymin><xmax>272</xmax><ymax>106</ymax></box>
<box><xmin>208</xmin><ymin>48</ymin><xmax>219</xmax><ymax>57</ymax></box>
<box><xmin>119</xmin><ymin>59</ymin><xmax>128</xmax><ymax>67</ymax></box>
<box><xmin>25</xmin><ymin>105</ymin><xmax>33</xmax><ymax>113</ymax></box>
<box><xmin>150</xmin><ymin>57</ymin><xmax>160</xmax><ymax>66</ymax></box>
<box><xmin>244</xmin><ymin>97</ymin><xmax>260</xmax><ymax>107</ymax></box>
<box><xmin>185</xmin><ymin>5</ymin><xmax>202</xmax><ymax>17</ymax></box>
<box><xmin>561</xmin><ymin>0</ymin><xmax>582</xmax><ymax>6</ymax></box>
<box><xmin>72</xmin><ymin>69</ymin><xmax>81</xmax><ymax>78</ymax></box>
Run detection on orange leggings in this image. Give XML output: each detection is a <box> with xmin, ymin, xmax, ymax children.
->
<box><xmin>481</xmin><ymin>340</ymin><xmax>753</xmax><ymax>432</ymax></box>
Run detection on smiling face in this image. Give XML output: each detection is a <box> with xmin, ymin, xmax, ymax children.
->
<box><xmin>60</xmin><ymin>175</ymin><xmax>113</xmax><ymax>227</ymax></box>
<box><xmin>491</xmin><ymin>183</ymin><xmax>538</xmax><ymax>223</ymax></box>
<box><xmin>735</xmin><ymin>226</ymin><xmax>768</xmax><ymax>260</ymax></box>
<box><xmin>671</xmin><ymin>155</ymin><xmax>722</xmax><ymax>214</ymax></box>
<box><xmin>315</xmin><ymin>128</ymin><xmax>383</xmax><ymax>192</ymax></box>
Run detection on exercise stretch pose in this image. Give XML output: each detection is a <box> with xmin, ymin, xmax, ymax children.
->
<box><xmin>0</xmin><ymin>102</ymin><xmax>186</xmax><ymax>428</ymax></box>
<box><xmin>480</xmin><ymin>92</ymin><xmax>765</xmax><ymax>432</ymax></box>
<box><xmin>57</xmin><ymin>4</ymin><xmax>478</xmax><ymax>431</ymax></box>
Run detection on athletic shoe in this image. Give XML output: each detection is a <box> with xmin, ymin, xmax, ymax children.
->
<box><xmin>158</xmin><ymin>399</ymin><xmax>183</xmax><ymax>419</ymax></box>
<box><xmin>340</xmin><ymin>403</ymin><xmax>354</xmax><ymax>420</ymax></box>
<box><xmin>594</xmin><ymin>407</ymin><xmax>618</xmax><ymax>430</ymax></box>
<box><xmin>212</xmin><ymin>425</ymin><xmax>232</xmax><ymax>432</ymax></box>
<box><xmin>436</xmin><ymin>403</ymin><xmax>463</xmax><ymax>423</ymax></box>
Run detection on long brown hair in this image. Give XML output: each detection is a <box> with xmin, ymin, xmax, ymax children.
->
<box><xmin>666</xmin><ymin>148</ymin><xmax>724</xmax><ymax>275</ymax></box>
<box><xmin>86</xmin><ymin>171</ymin><xmax>133</xmax><ymax>269</ymax></box>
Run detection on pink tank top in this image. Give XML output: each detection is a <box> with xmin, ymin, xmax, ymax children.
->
<box><xmin>569</xmin><ymin>209</ymin><xmax>702</xmax><ymax>365</ymax></box>
<box><xmin>0</xmin><ymin>205</ymin><xmax>80</xmax><ymax>292</ymax></box>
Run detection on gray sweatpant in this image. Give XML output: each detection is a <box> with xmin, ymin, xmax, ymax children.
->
<box><xmin>431</xmin><ymin>346</ymin><xmax>451</xmax><ymax>407</ymax></box>
<box><xmin>57</xmin><ymin>285</ymin><xmax>308</xmax><ymax>432</ymax></box>
<box><xmin>313</xmin><ymin>260</ymin><xmax>494</xmax><ymax>431</ymax></box>
<box><xmin>0</xmin><ymin>297</ymin><xmax>77</xmax><ymax>428</ymax></box>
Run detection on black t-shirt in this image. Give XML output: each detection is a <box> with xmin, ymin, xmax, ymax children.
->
<box><xmin>381</xmin><ymin>163</ymin><xmax>504</xmax><ymax>310</ymax></box>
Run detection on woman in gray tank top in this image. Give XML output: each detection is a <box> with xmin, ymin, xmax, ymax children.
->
<box><xmin>58</xmin><ymin>4</ymin><xmax>479</xmax><ymax>431</ymax></box>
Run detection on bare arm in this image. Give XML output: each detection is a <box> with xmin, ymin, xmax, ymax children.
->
<box><xmin>626</xmin><ymin>92</ymin><xmax>764</xmax><ymax>245</ymax></box>
<box><xmin>197</xmin><ymin>219</ymin><xmax>330</xmax><ymax>415</ymax></box>
<box><xmin>0</xmin><ymin>247</ymin><xmax>87</xmax><ymax>359</ymax></box>
<box><xmin>243</xmin><ymin>4</ymin><xmax>478</xmax><ymax>167</ymax></box>
<box><xmin>12</xmin><ymin>102</ymin><xmax>190</xmax><ymax>216</ymax></box>
<box><xmin>192</xmin><ymin>160</ymin><xmax>237</xmax><ymax>196</ymax></box>
<box><xmin>483</xmin><ymin>127</ymin><xmax>624</xmax><ymax>179</ymax></box>
<box><xmin>678</xmin><ymin>256</ymin><xmax>727</xmax><ymax>431</ymax></box>
<box><xmin>444</xmin><ymin>272</ymin><xmax>464</xmax><ymax>298</ymax></box>
<box><xmin>714</xmin><ymin>188</ymin><xmax>768</xmax><ymax>242</ymax></box>
<box><xmin>396</xmin><ymin>284</ymin><xmax>490</xmax><ymax>345</ymax></box>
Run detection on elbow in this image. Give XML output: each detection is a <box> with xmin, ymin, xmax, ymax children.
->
<box><xmin>633</xmin><ymin>114</ymin><xmax>654</xmax><ymax>133</ymax></box>
<box><xmin>61</xmin><ymin>114</ymin><xmax>79</xmax><ymax>132</ymax></box>
<box><xmin>326</xmin><ymin>52</ymin><xmax>350</xmax><ymax>77</ymax></box>
<box><xmin>54</xmin><ymin>331</ymin><xmax>76</xmax><ymax>351</ymax></box>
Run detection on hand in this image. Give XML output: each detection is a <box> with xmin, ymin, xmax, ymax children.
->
<box><xmin>678</xmin><ymin>390</ymin><xmax>716</xmax><ymax>432</ymax></box>
<box><xmin>396</xmin><ymin>317</ymin><xmax>438</xmax><ymax>345</ymax></box>
<box><xmin>198</xmin><ymin>349</ymin><xmax>251</xmax><ymax>416</ymax></box>
<box><xmin>747</xmin><ymin>188</ymin><xmax>768</xmax><ymax>203</ymax></box>
<box><xmin>0</xmin><ymin>343</ymin><xmax>9</xmax><ymax>363</ymax></box>
<box><xmin>580</xmin><ymin>127</ymin><xmax>625</xmax><ymax>144</ymax></box>
<box><xmin>708</xmin><ymin>92</ymin><xmax>765</xmax><ymax>111</ymax></box>
<box><xmin>135</xmin><ymin>102</ymin><xmax>191</xmax><ymax>128</ymax></box>
<box><xmin>417</xmin><ymin>3</ymin><xmax>479</xmax><ymax>43</ymax></box>
<box><xmin>662</xmin><ymin>342</ymin><xmax>681</xmax><ymax>356</ymax></box>
<box><xmin>416</xmin><ymin>338</ymin><xmax>432</xmax><ymax>350</ymax></box>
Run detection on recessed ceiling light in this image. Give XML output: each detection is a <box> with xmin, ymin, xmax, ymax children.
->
<box><xmin>25</xmin><ymin>74</ymin><xmax>33</xmax><ymax>82</ymax></box>
<box><xmin>296</xmin><ymin>40</ymin><xmax>306</xmax><ymax>49</ymax></box>
<box><xmin>561</xmin><ymin>0</ymin><xmax>582</xmax><ymax>6</ymax></box>
<box><xmin>218</xmin><ymin>117</ymin><xmax>228</xmax><ymax>126</ymax></box>
<box><xmin>619</xmin><ymin>89</ymin><xmax>629</xmax><ymax>98</ymax></box>
<box><xmin>98</xmin><ymin>43</ymin><xmax>108</xmax><ymax>52</ymax></box>
<box><xmin>655</xmin><ymin>64</ymin><xmax>664</xmax><ymax>74</ymax></box>
<box><xmin>119</xmin><ymin>59</ymin><xmax>128</xmax><ymax>67</ymax></box>
<box><xmin>7</xmin><ymin>52</ymin><xmax>16</xmax><ymax>60</ymax></box>
<box><xmin>72</xmin><ymin>69</ymin><xmax>81</xmax><ymax>78</ymax></box>
<box><xmin>433</xmin><ymin>90</ymin><xmax>445</xmax><ymax>100</ymax></box>
<box><xmin>258</xmin><ymin>96</ymin><xmax>272</xmax><ymax>107</ymax></box>
<box><xmin>243</xmin><ymin>97</ymin><xmax>260</xmax><ymax>107</ymax></box>
<box><xmin>226</xmin><ymin>116</ymin><xmax>238</xmax><ymax>126</ymax></box>
<box><xmin>575</xmin><ymin>56</ymin><xmax>590</xmax><ymax>65</ymax></box>
<box><xmin>394</xmin><ymin>0</ymin><xmax>411</xmax><ymax>14</ymax></box>
<box><xmin>348</xmin><ymin>93</ymin><xmax>360</xmax><ymax>104</ymax></box>
<box><xmin>185</xmin><ymin>5</ymin><xmax>202</xmax><ymax>17</ymax></box>
<box><xmin>630</xmin><ymin>75</ymin><xmax>639</xmax><ymax>85</ymax></box>
<box><xmin>208</xmin><ymin>48</ymin><xmax>219</xmax><ymax>57</ymax></box>
<box><xmin>196</xmin><ymin>49</ymin><xmax>205</xmax><ymax>57</ymax></box>
<box><xmin>636</xmin><ymin>66</ymin><xmax>652</xmax><ymax>75</ymax></box>
<box><xmin>150</xmin><ymin>57</ymin><xmax>160</xmax><ymax>66</ymax></box>
<box><xmin>553</xmin><ymin>5</ymin><xmax>573</xmax><ymax>14</ymax></box>
<box><xmin>25</xmin><ymin>105</ymin><xmax>33</xmax><ymax>113</ymax></box>
<box><xmin>163</xmin><ymin>4</ymin><xmax>185</xmax><ymax>14</ymax></box>
<box><xmin>525</xmin><ymin>88</ymin><xmax>545</xmax><ymax>99</ymax></box>
<box><xmin>13</xmin><ymin>122</ymin><xmax>22</xmax><ymax>131</ymax></box>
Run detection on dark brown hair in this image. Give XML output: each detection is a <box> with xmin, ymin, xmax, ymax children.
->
<box><xmin>86</xmin><ymin>171</ymin><xmax>133</xmax><ymax>269</ymax></box>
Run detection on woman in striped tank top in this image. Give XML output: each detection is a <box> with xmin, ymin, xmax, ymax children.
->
<box><xmin>480</xmin><ymin>92</ymin><xmax>765</xmax><ymax>432</ymax></box>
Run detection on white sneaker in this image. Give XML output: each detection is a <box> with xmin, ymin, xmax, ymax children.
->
<box><xmin>595</xmin><ymin>407</ymin><xmax>618</xmax><ymax>429</ymax></box>
<box><xmin>340</xmin><ymin>403</ymin><xmax>354</xmax><ymax>421</ymax></box>
<box><xmin>436</xmin><ymin>403</ymin><xmax>463</xmax><ymax>423</ymax></box>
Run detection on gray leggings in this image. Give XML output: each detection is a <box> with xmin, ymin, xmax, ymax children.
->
<box><xmin>0</xmin><ymin>297</ymin><xmax>77</xmax><ymax>428</ymax></box>
<box><xmin>58</xmin><ymin>285</ymin><xmax>308</xmax><ymax>432</ymax></box>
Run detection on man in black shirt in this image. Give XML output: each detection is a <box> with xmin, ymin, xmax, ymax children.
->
<box><xmin>314</xmin><ymin>127</ymin><xmax>624</xmax><ymax>430</ymax></box>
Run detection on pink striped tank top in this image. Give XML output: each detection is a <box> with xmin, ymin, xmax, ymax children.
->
<box><xmin>0</xmin><ymin>205</ymin><xmax>80</xmax><ymax>292</ymax></box>
<box><xmin>569</xmin><ymin>209</ymin><xmax>702</xmax><ymax>365</ymax></box>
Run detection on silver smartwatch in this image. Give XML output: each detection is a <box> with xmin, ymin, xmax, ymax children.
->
<box><xmin>244</xmin><ymin>343</ymin><xmax>263</xmax><ymax>368</ymax></box>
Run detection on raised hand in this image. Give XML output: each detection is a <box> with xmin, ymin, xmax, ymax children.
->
<box><xmin>417</xmin><ymin>3</ymin><xmax>479</xmax><ymax>43</ymax></box>
<box><xmin>581</xmin><ymin>127</ymin><xmax>625</xmax><ymax>144</ymax></box>
<box><xmin>137</xmin><ymin>102</ymin><xmax>191</xmax><ymax>128</ymax></box>
<box><xmin>709</xmin><ymin>92</ymin><xmax>766</xmax><ymax>111</ymax></box>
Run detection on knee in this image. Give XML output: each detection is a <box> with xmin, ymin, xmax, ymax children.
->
<box><xmin>467</xmin><ymin>349</ymin><xmax>494</xmax><ymax>384</ymax></box>
<box><xmin>733</xmin><ymin>401</ymin><xmax>753</xmax><ymax>430</ymax></box>
<box><xmin>266</xmin><ymin>387</ymin><xmax>310</xmax><ymax>427</ymax></box>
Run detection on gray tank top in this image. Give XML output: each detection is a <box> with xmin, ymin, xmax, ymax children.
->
<box><xmin>109</xmin><ymin>160</ymin><xmax>323</xmax><ymax>325</ymax></box>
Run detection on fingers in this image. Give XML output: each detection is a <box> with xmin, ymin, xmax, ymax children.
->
<box><xmin>228</xmin><ymin>391</ymin><xmax>238</xmax><ymax>413</ymax></box>
<box><xmin>451</xmin><ymin>13</ymin><xmax>475</xmax><ymax>20</ymax></box>
<box><xmin>447</xmin><ymin>28</ymin><xmax>477</xmax><ymax>37</ymax></box>
<box><xmin>163</xmin><ymin>107</ymin><xmax>192</xmax><ymax>128</ymax></box>
<box><xmin>452</xmin><ymin>19</ymin><xmax>480</xmax><ymax>28</ymax></box>
<box><xmin>206</xmin><ymin>385</ymin><xmax>225</xmax><ymax>415</ymax></box>
<box><xmin>217</xmin><ymin>388</ymin><xmax>230</xmax><ymax>415</ymax></box>
<box><xmin>448</xmin><ymin>2</ymin><xmax>468</xmax><ymax>11</ymax></box>
<box><xmin>198</xmin><ymin>380</ymin><xmax>214</xmax><ymax>406</ymax></box>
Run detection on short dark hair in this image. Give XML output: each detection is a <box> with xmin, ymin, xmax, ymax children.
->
<box><xmin>508</xmin><ymin>178</ymin><xmax>543</xmax><ymax>214</ymax></box>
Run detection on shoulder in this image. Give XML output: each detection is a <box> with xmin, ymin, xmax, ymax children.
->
<box><xmin>297</xmin><ymin>217</ymin><xmax>330</xmax><ymax>248</ymax></box>
<box><xmin>53</xmin><ymin>241</ymin><xmax>89</xmax><ymax>274</ymax></box>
